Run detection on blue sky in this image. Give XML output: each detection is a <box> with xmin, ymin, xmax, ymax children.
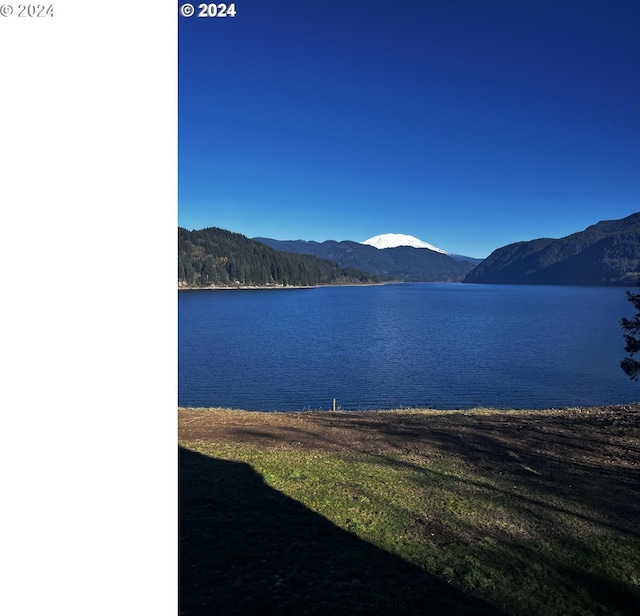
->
<box><xmin>179</xmin><ymin>0</ymin><xmax>638</xmax><ymax>258</ymax></box>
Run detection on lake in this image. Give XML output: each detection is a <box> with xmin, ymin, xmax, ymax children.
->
<box><xmin>178</xmin><ymin>283</ymin><xmax>639</xmax><ymax>411</ymax></box>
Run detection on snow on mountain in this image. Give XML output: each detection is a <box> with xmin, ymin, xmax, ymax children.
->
<box><xmin>361</xmin><ymin>233</ymin><xmax>451</xmax><ymax>255</ymax></box>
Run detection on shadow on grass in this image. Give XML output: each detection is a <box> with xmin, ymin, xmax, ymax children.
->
<box><xmin>179</xmin><ymin>446</ymin><xmax>503</xmax><ymax>615</ymax></box>
<box><xmin>301</xmin><ymin>411</ymin><xmax>640</xmax><ymax>614</ymax></box>
<box><xmin>307</xmin><ymin>411</ymin><xmax>640</xmax><ymax>537</ymax></box>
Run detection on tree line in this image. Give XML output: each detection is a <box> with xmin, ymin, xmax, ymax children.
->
<box><xmin>178</xmin><ymin>227</ymin><xmax>389</xmax><ymax>287</ymax></box>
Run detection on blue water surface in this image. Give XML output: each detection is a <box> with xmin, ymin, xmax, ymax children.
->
<box><xmin>178</xmin><ymin>283</ymin><xmax>639</xmax><ymax>411</ymax></box>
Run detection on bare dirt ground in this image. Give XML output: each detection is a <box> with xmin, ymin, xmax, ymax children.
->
<box><xmin>179</xmin><ymin>403</ymin><xmax>640</xmax><ymax>472</ymax></box>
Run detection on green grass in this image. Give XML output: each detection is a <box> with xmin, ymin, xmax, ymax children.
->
<box><xmin>182</xmin><ymin>436</ymin><xmax>640</xmax><ymax>615</ymax></box>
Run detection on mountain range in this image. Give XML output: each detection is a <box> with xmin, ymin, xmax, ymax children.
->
<box><xmin>254</xmin><ymin>235</ymin><xmax>481</xmax><ymax>282</ymax></box>
<box><xmin>178</xmin><ymin>213</ymin><xmax>639</xmax><ymax>288</ymax></box>
<box><xmin>463</xmin><ymin>213</ymin><xmax>639</xmax><ymax>286</ymax></box>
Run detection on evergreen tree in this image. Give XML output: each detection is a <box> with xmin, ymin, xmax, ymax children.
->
<box><xmin>177</xmin><ymin>226</ymin><xmax>385</xmax><ymax>288</ymax></box>
<box><xmin>621</xmin><ymin>277</ymin><xmax>640</xmax><ymax>380</ymax></box>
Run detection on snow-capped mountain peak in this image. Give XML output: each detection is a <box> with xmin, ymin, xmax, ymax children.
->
<box><xmin>361</xmin><ymin>233</ymin><xmax>451</xmax><ymax>255</ymax></box>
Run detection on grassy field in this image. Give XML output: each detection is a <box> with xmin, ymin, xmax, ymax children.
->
<box><xmin>179</xmin><ymin>404</ymin><xmax>640</xmax><ymax>615</ymax></box>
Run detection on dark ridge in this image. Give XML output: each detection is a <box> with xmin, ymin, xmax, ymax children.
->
<box><xmin>463</xmin><ymin>213</ymin><xmax>640</xmax><ymax>286</ymax></box>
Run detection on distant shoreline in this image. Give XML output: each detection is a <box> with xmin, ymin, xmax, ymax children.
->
<box><xmin>178</xmin><ymin>281</ymin><xmax>399</xmax><ymax>291</ymax></box>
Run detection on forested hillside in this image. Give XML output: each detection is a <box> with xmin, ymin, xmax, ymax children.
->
<box><xmin>178</xmin><ymin>227</ymin><xmax>388</xmax><ymax>287</ymax></box>
<box><xmin>254</xmin><ymin>238</ymin><xmax>479</xmax><ymax>282</ymax></box>
<box><xmin>463</xmin><ymin>213</ymin><xmax>640</xmax><ymax>286</ymax></box>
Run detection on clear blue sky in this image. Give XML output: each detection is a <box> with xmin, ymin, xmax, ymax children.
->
<box><xmin>179</xmin><ymin>0</ymin><xmax>638</xmax><ymax>258</ymax></box>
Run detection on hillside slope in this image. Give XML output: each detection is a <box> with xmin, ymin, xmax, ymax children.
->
<box><xmin>463</xmin><ymin>213</ymin><xmax>639</xmax><ymax>286</ymax></box>
<box><xmin>254</xmin><ymin>238</ymin><xmax>480</xmax><ymax>282</ymax></box>
<box><xmin>179</xmin><ymin>227</ymin><xmax>388</xmax><ymax>287</ymax></box>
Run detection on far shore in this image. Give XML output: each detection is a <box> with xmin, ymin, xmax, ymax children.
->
<box><xmin>178</xmin><ymin>280</ymin><xmax>401</xmax><ymax>291</ymax></box>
